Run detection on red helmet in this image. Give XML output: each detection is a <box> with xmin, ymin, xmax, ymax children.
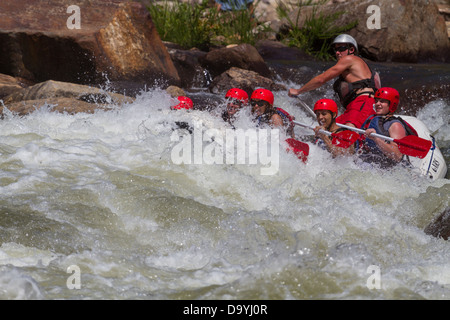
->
<box><xmin>375</xmin><ymin>87</ymin><xmax>399</xmax><ymax>113</ymax></box>
<box><xmin>250</xmin><ymin>88</ymin><xmax>274</xmax><ymax>105</ymax></box>
<box><xmin>225</xmin><ymin>88</ymin><xmax>249</xmax><ymax>104</ymax></box>
<box><xmin>313</xmin><ymin>99</ymin><xmax>338</xmax><ymax>114</ymax></box>
<box><xmin>173</xmin><ymin>96</ymin><xmax>193</xmax><ymax>110</ymax></box>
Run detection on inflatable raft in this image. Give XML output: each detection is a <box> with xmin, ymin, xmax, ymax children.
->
<box><xmin>400</xmin><ymin>116</ymin><xmax>447</xmax><ymax>180</ymax></box>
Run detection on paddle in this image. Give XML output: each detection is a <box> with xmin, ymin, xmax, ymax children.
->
<box><xmin>285</xmin><ymin>138</ymin><xmax>309</xmax><ymax>162</ymax></box>
<box><xmin>293</xmin><ymin>120</ymin><xmax>359</xmax><ymax>148</ymax></box>
<box><xmin>336</xmin><ymin>123</ymin><xmax>432</xmax><ymax>159</ymax></box>
<box><xmin>295</xmin><ymin>98</ymin><xmax>316</xmax><ymax>118</ymax></box>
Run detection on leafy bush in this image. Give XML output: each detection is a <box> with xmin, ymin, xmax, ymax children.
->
<box><xmin>147</xmin><ymin>0</ymin><xmax>216</xmax><ymax>51</ymax></box>
<box><xmin>146</xmin><ymin>0</ymin><xmax>268</xmax><ymax>50</ymax></box>
<box><xmin>214</xmin><ymin>0</ymin><xmax>269</xmax><ymax>46</ymax></box>
<box><xmin>277</xmin><ymin>0</ymin><xmax>358</xmax><ymax>60</ymax></box>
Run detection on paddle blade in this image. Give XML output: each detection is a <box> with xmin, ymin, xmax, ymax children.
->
<box><xmin>331</xmin><ymin>130</ymin><xmax>359</xmax><ymax>148</ymax></box>
<box><xmin>286</xmin><ymin>138</ymin><xmax>309</xmax><ymax>163</ymax></box>
<box><xmin>394</xmin><ymin>135</ymin><xmax>432</xmax><ymax>159</ymax></box>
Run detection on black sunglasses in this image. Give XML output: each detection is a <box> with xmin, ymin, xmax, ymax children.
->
<box><xmin>227</xmin><ymin>99</ymin><xmax>243</xmax><ymax>106</ymax></box>
<box><xmin>333</xmin><ymin>46</ymin><xmax>349</xmax><ymax>53</ymax></box>
<box><xmin>250</xmin><ymin>99</ymin><xmax>269</xmax><ymax>107</ymax></box>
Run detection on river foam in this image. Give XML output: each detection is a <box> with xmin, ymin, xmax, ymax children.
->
<box><xmin>0</xmin><ymin>86</ymin><xmax>448</xmax><ymax>300</ymax></box>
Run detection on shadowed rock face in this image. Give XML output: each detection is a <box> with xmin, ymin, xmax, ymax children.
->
<box><xmin>0</xmin><ymin>0</ymin><xmax>180</xmax><ymax>87</ymax></box>
<box><xmin>0</xmin><ymin>32</ymin><xmax>98</xmax><ymax>84</ymax></box>
<box><xmin>208</xmin><ymin>67</ymin><xmax>286</xmax><ymax>96</ymax></box>
<box><xmin>425</xmin><ymin>207</ymin><xmax>450</xmax><ymax>241</ymax></box>
<box><xmin>199</xmin><ymin>44</ymin><xmax>273</xmax><ymax>80</ymax></box>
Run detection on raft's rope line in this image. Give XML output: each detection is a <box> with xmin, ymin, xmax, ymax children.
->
<box><xmin>425</xmin><ymin>135</ymin><xmax>436</xmax><ymax>177</ymax></box>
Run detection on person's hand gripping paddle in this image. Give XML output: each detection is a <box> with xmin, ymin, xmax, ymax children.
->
<box><xmin>293</xmin><ymin>121</ymin><xmax>359</xmax><ymax>148</ymax></box>
<box><xmin>336</xmin><ymin>123</ymin><xmax>432</xmax><ymax>159</ymax></box>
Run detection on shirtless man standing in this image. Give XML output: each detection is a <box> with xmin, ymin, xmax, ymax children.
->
<box><xmin>288</xmin><ymin>34</ymin><xmax>380</xmax><ymax>128</ymax></box>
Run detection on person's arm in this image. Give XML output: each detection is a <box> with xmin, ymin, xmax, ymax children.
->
<box><xmin>314</xmin><ymin>126</ymin><xmax>354</xmax><ymax>157</ymax></box>
<box><xmin>365</xmin><ymin>123</ymin><xmax>406</xmax><ymax>162</ymax></box>
<box><xmin>288</xmin><ymin>57</ymin><xmax>353</xmax><ymax>97</ymax></box>
<box><xmin>270</xmin><ymin>113</ymin><xmax>284</xmax><ymax>128</ymax></box>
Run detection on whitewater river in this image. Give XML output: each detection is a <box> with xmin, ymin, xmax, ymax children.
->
<box><xmin>0</xmin><ymin>63</ymin><xmax>448</xmax><ymax>301</ymax></box>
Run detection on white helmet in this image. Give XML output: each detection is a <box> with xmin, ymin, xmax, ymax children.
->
<box><xmin>332</xmin><ymin>34</ymin><xmax>358</xmax><ymax>52</ymax></box>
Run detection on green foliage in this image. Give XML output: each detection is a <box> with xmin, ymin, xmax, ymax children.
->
<box><xmin>277</xmin><ymin>0</ymin><xmax>358</xmax><ymax>61</ymax></box>
<box><xmin>214</xmin><ymin>0</ymin><xmax>269</xmax><ymax>46</ymax></box>
<box><xmin>147</xmin><ymin>0</ymin><xmax>216</xmax><ymax>51</ymax></box>
<box><xmin>146</xmin><ymin>0</ymin><xmax>268</xmax><ymax>50</ymax></box>
<box><xmin>146</xmin><ymin>0</ymin><xmax>356</xmax><ymax>59</ymax></box>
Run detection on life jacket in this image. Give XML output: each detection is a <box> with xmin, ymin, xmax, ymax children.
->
<box><xmin>275</xmin><ymin>107</ymin><xmax>295</xmax><ymax>137</ymax></box>
<box><xmin>275</xmin><ymin>107</ymin><xmax>294</xmax><ymax>124</ymax></box>
<box><xmin>356</xmin><ymin>115</ymin><xmax>417</xmax><ymax>168</ymax></box>
<box><xmin>256</xmin><ymin>107</ymin><xmax>295</xmax><ymax>136</ymax></box>
<box><xmin>333</xmin><ymin>59</ymin><xmax>381</xmax><ymax>108</ymax></box>
<box><xmin>360</xmin><ymin>115</ymin><xmax>418</xmax><ymax>137</ymax></box>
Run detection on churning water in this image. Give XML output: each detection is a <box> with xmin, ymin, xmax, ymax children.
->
<box><xmin>0</xmin><ymin>76</ymin><xmax>448</xmax><ymax>300</ymax></box>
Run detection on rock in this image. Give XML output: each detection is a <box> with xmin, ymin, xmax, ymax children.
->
<box><xmin>209</xmin><ymin>66</ymin><xmax>286</xmax><ymax>95</ymax></box>
<box><xmin>0</xmin><ymin>73</ymin><xmax>30</xmax><ymax>100</ymax></box>
<box><xmin>255</xmin><ymin>39</ymin><xmax>315</xmax><ymax>61</ymax></box>
<box><xmin>165</xmin><ymin>85</ymin><xmax>186</xmax><ymax>98</ymax></box>
<box><xmin>437</xmin><ymin>4</ymin><xmax>450</xmax><ymax>37</ymax></box>
<box><xmin>0</xmin><ymin>0</ymin><xmax>180</xmax><ymax>88</ymax></box>
<box><xmin>284</xmin><ymin>0</ymin><xmax>450</xmax><ymax>62</ymax></box>
<box><xmin>2</xmin><ymin>80</ymin><xmax>134</xmax><ymax>106</ymax></box>
<box><xmin>424</xmin><ymin>207</ymin><xmax>450</xmax><ymax>241</ymax></box>
<box><xmin>199</xmin><ymin>43</ymin><xmax>272</xmax><ymax>80</ymax></box>
<box><xmin>165</xmin><ymin>44</ymin><xmax>209</xmax><ymax>88</ymax></box>
<box><xmin>0</xmin><ymin>78</ymin><xmax>135</xmax><ymax>117</ymax></box>
<box><xmin>253</xmin><ymin>0</ymin><xmax>280</xmax><ymax>23</ymax></box>
<box><xmin>1</xmin><ymin>98</ymin><xmax>113</xmax><ymax>117</ymax></box>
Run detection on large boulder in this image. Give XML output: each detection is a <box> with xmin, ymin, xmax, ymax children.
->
<box><xmin>2</xmin><ymin>80</ymin><xmax>133</xmax><ymax>106</ymax></box>
<box><xmin>1</xmin><ymin>98</ymin><xmax>113</xmax><ymax>117</ymax></box>
<box><xmin>285</xmin><ymin>0</ymin><xmax>450</xmax><ymax>62</ymax></box>
<box><xmin>255</xmin><ymin>39</ymin><xmax>315</xmax><ymax>61</ymax></box>
<box><xmin>1</xmin><ymin>79</ymin><xmax>134</xmax><ymax>116</ymax></box>
<box><xmin>0</xmin><ymin>0</ymin><xmax>180</xmax><ymax>90</ymax></box>
<box><xmin>209</xmin><ymin>66</ymin><xmax>286</xmax><ymax>96</ymax></box>
<box><xmin>199</xmin><ymin>43</ymin><xmax>272</xmax><ymax>80</ymax></box>
<box><xmin>425</xmin><ymin>207</ymin><xmax>450</xmax><ymax>241</ymax></box>
<box><xmin>0</xmin><ymin>73</ymin><xmax>29</xmax><ymax>100</ymax></box>
<box><xmin>164</xmin><ymin>42</ymin><xmax>209</xmax><ymax>89</ymax></box>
